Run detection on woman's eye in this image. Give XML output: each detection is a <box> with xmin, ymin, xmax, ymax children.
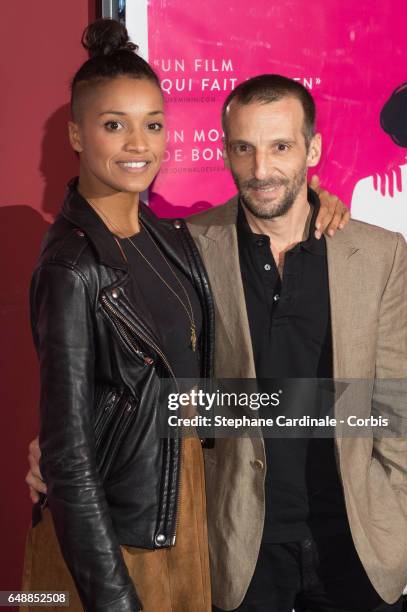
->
<box><xmin>148</xmin><ymin>122</ymin><xmax>163</xmax><ymax>131</ymax></box>
<box><xmin>104</xmin><ymin>121</ymin><xmax>123</xmax><ymax>131</ymax></box>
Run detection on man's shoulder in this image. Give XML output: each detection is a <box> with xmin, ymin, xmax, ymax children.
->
<box><xmin>343</xmin><ymin>218</ymin><xmax>405</xmax><ymax>252</ymax></box>
<box><xmin>186</xmin><ymin>196</ymin><xmax>238</xmax><ymax>235</ymax></box>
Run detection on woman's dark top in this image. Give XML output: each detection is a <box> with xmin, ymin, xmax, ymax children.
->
<box><xmin>119</xmin><ymin>223</ymin><xmax>202</xmax><ymax>380</ymax></box>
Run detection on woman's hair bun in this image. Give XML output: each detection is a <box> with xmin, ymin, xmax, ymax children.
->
<box><xmin>82</xmin><ymin>18</ymin><xmax>138</xmax><ymax>58</ymax></box>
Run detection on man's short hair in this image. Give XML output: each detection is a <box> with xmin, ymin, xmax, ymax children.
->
<box><xmin>222</xmin><ymin>74</ymin><xmax>316</xmax><ymax>148</ymax></box>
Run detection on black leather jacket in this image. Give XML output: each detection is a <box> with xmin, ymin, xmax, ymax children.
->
<box><xmin>30</xmin><ymin>179</ymin><xmax>214</xmax><ymax>611</ymax></box>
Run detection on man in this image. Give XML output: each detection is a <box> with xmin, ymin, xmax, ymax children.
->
<box><xmin>185</xmin><ymin>75</ymin><xmax>407</xmax><ymax>612</ymax></box>
<box><xmin>26</xmin><ymin>75</ymin><xmax>407</xmax><ymax>611</ymax></box>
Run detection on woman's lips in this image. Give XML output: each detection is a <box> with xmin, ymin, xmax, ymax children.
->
<box><xmin>116</xmin><ymin>160</ymin><xmax>151</xmax><ymax>174</ymax></box>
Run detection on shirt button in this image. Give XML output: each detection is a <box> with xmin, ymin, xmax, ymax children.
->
<box><xmin>256</xmin><ymin>239</ymin><xmax>264</xmax><ymax>246</ymax></box>
<box><xmin>264</xmin><ymin>264</ymin><xmax>271</xmax><ymax>271</ymax></box>
<box><xmin>273</xmin><ymin>294</ymin><xmax>280</xmax><ymax>302</ymax></box>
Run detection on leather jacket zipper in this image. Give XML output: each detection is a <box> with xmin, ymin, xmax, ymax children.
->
<box><xmin>101</xmin><ymin>293</ymin><xmax>178</xmax><ymax>387</ymax></box>
<box><xmin>97</xmin><ymin>395</ymin><xmax>139</xmax><ymax>479</ymax></box>
<box><xmin>100</xmin><ymin>292</ymin><xmax>182</xmax><ymax>546</ymax></box>
<box><xmin>94</xmin><ymin>390</ymin><xmax>120</xmax><ymax>442</ymax></box>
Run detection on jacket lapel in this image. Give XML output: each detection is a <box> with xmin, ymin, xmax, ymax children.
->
<box><xmin>190</xmin><ymin>200</ymin><xmax>256</xmax><ymax>378</ymax></box>
<box><xmin>326</xmin><ymin>232</ymin><xmax>361</xmax><ymax>379</ymax></box>
<box><xmin>326</xmin><ymin>230</ymin><xmax>367</xmax><ymax>456</ymax></box>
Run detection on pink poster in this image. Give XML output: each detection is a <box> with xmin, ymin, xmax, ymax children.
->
<box><xmin>128</xmin><ymin>1</ymin><xmax>407</xmax><ymax>236</ymax></box>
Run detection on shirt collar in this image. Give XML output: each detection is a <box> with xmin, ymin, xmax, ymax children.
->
<box><xmin>237</xmin><ymin>186</ymin><xmax>324</xmax><ymax>255</ymax></box>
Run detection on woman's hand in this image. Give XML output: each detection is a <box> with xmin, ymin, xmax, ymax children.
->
<box><xmin>310</xmin><ymin>175</ymin><xmax>350</xmax><ymax>239</ymax></box>
<box><xmin>25</xmin><ymin>437</ymin><xmax>47</xmax><ymax>503</ymax></box>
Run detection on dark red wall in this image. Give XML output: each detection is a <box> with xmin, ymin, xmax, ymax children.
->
<box><xmin>0</xmin><ymin>1</ymin><xmax>95</xmax><ymax>591</ymax></box>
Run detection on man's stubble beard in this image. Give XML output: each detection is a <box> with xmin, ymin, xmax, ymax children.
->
<box><xmin>235</xmin><ymin>163</ymin><xmax>308</xmax><ymax>220</ymax></box>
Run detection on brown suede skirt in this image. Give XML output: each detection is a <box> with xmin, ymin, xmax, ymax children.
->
<box><xmin>21</xmin><ymin>437</ymin><xmax>211</xmax><ymax>612</ymax></box>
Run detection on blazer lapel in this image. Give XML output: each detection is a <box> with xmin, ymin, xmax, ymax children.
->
<box><xmin>326</xmin><ymin>231</ymin><xmax>367</xmax><ymax>452</ymax></box>
<box><xmin>190</xmin><ymin>201</ymin><xmax>256</xmax><ymax>378</ymax></box>
<box><xmin>326</xmin><ymin>232</ymin><xmax>361</xmax><ymax>379</ymax></box>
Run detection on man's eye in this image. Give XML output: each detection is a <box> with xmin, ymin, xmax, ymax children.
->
<box><xmin>234</xmin><ymin>144</ymin><xmax>250</xmax><ymax>154</ymax></box>
<box><xmin>105</xmin><ymin>121</ymin><xmax>123</xmax><ymax>131</ymax></box>
<box><xmin>148</xmin><ymin>122</ymin><xmax>163</xmax><ymax>131</ymax></box>
<box><xmin>276</xmin><ymin>143</ymin><xmax>289</xmax><ymax>152</ymax></box>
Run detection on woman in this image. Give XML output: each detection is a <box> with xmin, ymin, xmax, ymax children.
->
<box><xmin>22</xmin><ymin>18</ymin><xmax>213</xmax><ymax>612</ymax></box>
<box><xmin>23</xmin><ymin>18</ymin><xmax>349</xmax><ymax>612</ymax></box>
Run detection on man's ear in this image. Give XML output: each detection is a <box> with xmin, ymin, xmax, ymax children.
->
<box><xmin>68</xmin><ymin>121</ymin><xmax>83</xmax><ymax>153</ymax></box>
<box><xmin>306</xmin><ymin>133</ymin><xmax>322</xmax><ymax>168</ymax></box>
<box><xmin>222</xmin><ymin>136</ymin><xmax>231</xmax><ymax>169</ymax></box>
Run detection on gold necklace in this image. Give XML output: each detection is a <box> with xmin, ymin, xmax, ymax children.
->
<box><xmin>89</xmin><ymin>201</ymin><xmax>197</xmax><ymax>351</ymax></box>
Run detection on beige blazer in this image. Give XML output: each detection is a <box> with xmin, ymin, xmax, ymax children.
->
<box><xmin>186</xmin><ymin>197</ymin><xmax>407</xmax><ymax>610</ymax></box>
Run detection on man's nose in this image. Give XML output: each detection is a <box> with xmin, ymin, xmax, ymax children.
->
<box><xmin>253</xmin><ymin>150</ymin><xmax>270</xmax><ymax>180</ymax></box>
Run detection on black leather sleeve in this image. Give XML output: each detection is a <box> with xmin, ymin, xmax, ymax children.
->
<box><xmin>30</xmin><ymin>262</ymin><xmax>142</xmax><ymax>612</ymax></box>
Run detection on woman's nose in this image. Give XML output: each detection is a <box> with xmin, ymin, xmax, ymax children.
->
<box><xmin>124</xmin><ymin>130</ymin><xmax>148</xmax><ymax>153</ymax></box>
